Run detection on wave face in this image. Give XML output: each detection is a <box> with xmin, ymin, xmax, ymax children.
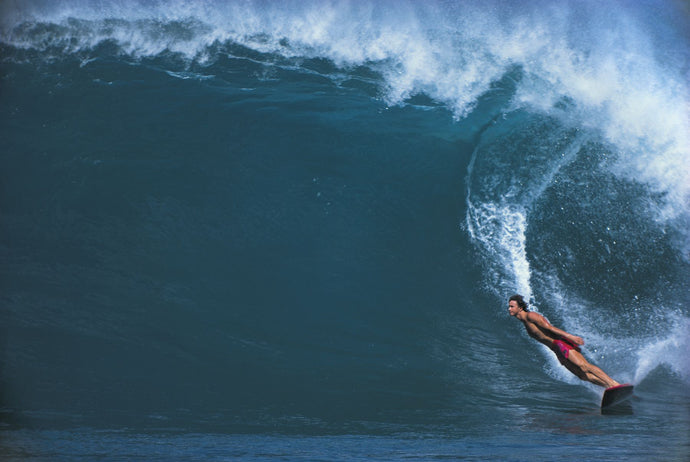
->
<box><xmin>1</xmin><ymin>0</ymin><xmax>689</xmax><ymax>456</ymax></box>
<box><xmin>3</xmin><ymin>1</ymin><xmax>688</xmax><ymax>224</ymax></box>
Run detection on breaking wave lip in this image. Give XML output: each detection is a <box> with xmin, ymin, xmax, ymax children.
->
<box><xmin>2</xmin><ymin>0</ymin><xmax>688</xmax><ymax>226</ymax></box>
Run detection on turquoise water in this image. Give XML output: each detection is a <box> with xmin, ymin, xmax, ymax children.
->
<box><xmin>1</xmin><ymin>1</ymin><xmax>689</xmax><ymax>460</ymax></box>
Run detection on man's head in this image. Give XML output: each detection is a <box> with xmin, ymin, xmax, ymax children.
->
<box><xmin>508</xmin><ymin>294</ymin><xmax>528</xmax><ymax>316</ymax></box>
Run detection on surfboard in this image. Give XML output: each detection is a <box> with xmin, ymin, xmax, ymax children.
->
<box><xmin>601</xmin><ymin>383</ymin><xmax>634</xmax><ymax>408</ymax></box>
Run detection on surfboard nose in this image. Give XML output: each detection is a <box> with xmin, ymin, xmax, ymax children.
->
<box><xmin>601</xmin><ymin>383</ymin><xmax>634</xmax><ymax>408</ymax></box>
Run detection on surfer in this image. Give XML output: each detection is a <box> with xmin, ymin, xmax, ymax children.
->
<box><xmin>508</xmin><ymin>294</ymin><xmax>620</xmax><ymax>388</ymax></box>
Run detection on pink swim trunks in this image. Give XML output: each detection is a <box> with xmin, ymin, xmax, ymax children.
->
<box><xmin>553</xmin><ymin>339</ymin><xmax>581</xmax><ymax>365</ymax></box>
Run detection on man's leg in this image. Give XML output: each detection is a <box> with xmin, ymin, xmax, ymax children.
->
<box><xmin>562</xmin><ymin>350</ymin><xmax>620</xmax><ymax>388</ymax></box>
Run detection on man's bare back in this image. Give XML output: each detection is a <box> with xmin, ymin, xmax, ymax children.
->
<box><xmin>519</xmin><ymin>310</ymin><xmax>583</xmax><ymax>349</ymax></box>
<box><xmin>508</xmin><ymin>294</ymin><xmax>619</xmax><ymax>388</ymax></box>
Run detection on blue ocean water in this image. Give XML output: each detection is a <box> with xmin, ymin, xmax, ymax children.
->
<box><xmin>1</xmin><ymin>0</ymin><xmax>689</xmax><ymax>460</ymax></box>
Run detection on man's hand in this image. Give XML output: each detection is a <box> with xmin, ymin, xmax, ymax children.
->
<box><xmin>570</xmin><ymin>335</ymin><xmax>585</xmax><ymax>346</ymax></box>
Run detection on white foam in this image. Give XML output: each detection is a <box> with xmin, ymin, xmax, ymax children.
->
<box><xmin>634</xmin><ymin>314</ymin><xmax>690</xmax><ymax>384</ymax></box>
<box><xmin>466</xmin><ymin>202</ymin><xmax>532</xmax><ymax>303</ymax></box>
<box><xmin>3</xmin><ymin>1</ymin><xmax>686</xmax><ymax>223</ymax></box>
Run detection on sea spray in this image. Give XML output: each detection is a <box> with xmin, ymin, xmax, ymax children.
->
<box><xmin>0</xmin><ymin>1</ymin><xmax>688</xmax><ymax>446</ymax></box>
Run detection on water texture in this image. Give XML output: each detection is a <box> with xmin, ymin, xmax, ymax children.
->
<box><xmin>1</xmin><ymin>1</ymin><xmax>688</xmax><ymax>460</ymax></box>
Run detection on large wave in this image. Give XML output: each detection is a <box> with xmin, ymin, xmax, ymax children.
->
<box><xmin>2</xmin><ymin>0</ymin><xmax>688</xmax><ymax>385</ymax></box>
<box><xmin>2</xmin><ymin>0</ymin><xmax>687</xmax><ymax>216</ymax></box>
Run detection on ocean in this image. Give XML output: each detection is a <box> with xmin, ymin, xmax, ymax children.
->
<box><xmin>1</xmin><ymin>0</ymin><xmax>689</xmax><ymax>460</ymax></box>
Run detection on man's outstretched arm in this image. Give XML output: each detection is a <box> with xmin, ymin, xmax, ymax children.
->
<box><xmin>526</xmin><ymin>312</ymin><xmax>584</xmax><ymax>345</ymax></box>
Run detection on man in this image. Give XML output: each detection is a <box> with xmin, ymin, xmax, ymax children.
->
<box><xmin>508</xmin><ymin>294</ymin><xmax>619</xmax><ymax>388</ymax></box>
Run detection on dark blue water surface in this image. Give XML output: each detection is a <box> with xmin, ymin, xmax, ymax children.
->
<box><xmin>1</xmin><ymin>1</ymin><xmax>689</xmax><ymax>460</ymax></box>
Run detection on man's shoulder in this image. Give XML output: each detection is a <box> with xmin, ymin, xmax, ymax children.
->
<box><xmin>524</xmin><ymin>311</ymin><xmax>546</xmax><ymax>323</ymax></box>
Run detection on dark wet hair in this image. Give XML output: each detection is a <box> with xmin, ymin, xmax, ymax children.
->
<box><xmin>509</xmin><ymin>294</ymin><xmax>529</xmax><ymax>311</ymax></box>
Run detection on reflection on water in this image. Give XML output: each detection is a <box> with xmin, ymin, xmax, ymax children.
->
<box><xmin>601</xmin><ymin>402</ymin><xmax>634</xmax><ymax>416</ymax></box>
